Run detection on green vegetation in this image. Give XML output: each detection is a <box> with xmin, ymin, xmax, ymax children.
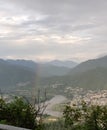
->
<box><xmin>63</xmin><ymin>101</ymin><xmax>107</xmax><ymax>130</ymax></box>
<box><xmin>0</xmin><ymin>97</ymin><xmax>39</xmax><ymax>130</ymax></box>
<box><xmin>42</xmin><ymin>101</ymin><xmax>107</xmax><ymax>130</ymax></box>
<box><xmin>42</xmin><ymin>120</ymin><xmax>68</xmax><ymax>130</ymax></box>
<box><xmin>1</xmin><ymin>96</ymin><xmax>107</xmax><ymax>130</ymax></box>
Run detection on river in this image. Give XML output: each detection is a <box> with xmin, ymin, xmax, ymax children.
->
<box><xmin>43</xmin><ymin>95</ymin><xmax>67</xmax><ymax>117</ymax></box>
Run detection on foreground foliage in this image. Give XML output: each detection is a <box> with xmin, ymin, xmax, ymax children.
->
<box><xmin>63</xmin><ymin>101</ymin><xmax>107</xmax><ymax>130</ymax></box>
<box><xmin>1</xmin><ymin>97</ymin><xmax>107</xmax><ymax>130</ymax></box>
<box><xmin>43</xmin><ymin>102</ymin><xmax>107</xmax><ymax>130</ymax></box>
<box><xmin>0</xmin><ymin>97</ymin><xmax>38</xmax><ymax>130</ymax></box>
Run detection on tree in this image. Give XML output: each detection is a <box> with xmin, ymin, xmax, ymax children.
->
<box><xmin>63</xmin><ymin>104</ymin><xmax>83</xmax><ymax>130</ymax></box>
<box><xmin>0</xmin><ymin>89</ymin><xmax>48</xmax><ymax>130</ymax></box>
<box><xmin>63</xmin><ymin>101</ymin><xmax>107</xmax><ymax>130</ymax></box>
<box><xmin>0</xmin><ymin>97</ymin><xmax>37</xmax><ymax>129</ymax></box>
<box><xmin>85</xmin><ymin>105</ymin><xmax>107</xmax><ymax>130</ymax></box>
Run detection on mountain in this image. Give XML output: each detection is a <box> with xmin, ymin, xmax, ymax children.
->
<box><xmin>38</xmin><ymin>64</ymin><xmax>70</xmax><ymax>77</ymax></box>
<box><xmin>47</xmin><ymin>60</ymin><xmax>77</xmax><ymax>68</ymax></box>
<box><xmin>69</xmin><ymin>67</ymin><xmax>107</xmax><ymax>90</ymax></box>
<box><xmin>0</xmin><ymin>59</ymin><xmax>72</xmax><ymax>91</ymax></box>
<box><xmin>69</xmin><ymin>56</ymin><xmax>107</xmax><ymax>76</ymax></box>
<box><xmin>6</xmin><ymin>59</ymin><xmax>71</xmax><ymax>77</ymax></box>
<box><xmin>66</xmin><ymin>55</ymin><xmax>107</xmax><ymax>89</ymax></box>
<box><xmin>41</xmin><ymin>55</ymin><xmax>107</xmax><ymax>90</ymax></box>
<box><xmin>7</xmin><ymin>59</ymin><xmax>38</xmax><ymax>70</ymax></box>
<box><xmin>0</xmin><ymin>59</ymin><xmax>37</xmax><ymax>90</ymax></box>
<box><xmin>3</xmin><ymin>56</ymin><xmax>107</xmax><ymax>92</ymax></box>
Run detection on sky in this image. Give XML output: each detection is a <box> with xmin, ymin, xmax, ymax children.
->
<box><xmin>0</xmin><ymin>0</ymin><xmax>107</xmax><ymax>62</ymax></box>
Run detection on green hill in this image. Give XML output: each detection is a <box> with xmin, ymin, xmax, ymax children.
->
<box><xmin>0</xmin><ymin>59</ymin><xmax>71</xmax><ymax>91</ymax></box>
<box><xmin>40</xmin><ymin>56</ymin><xmax>107</xmax><ymax>90</ymax></box>
<box><xmin>0</xmin><ymin>59</ymin><xmax>36</xmax><ymax>90</ymax></box>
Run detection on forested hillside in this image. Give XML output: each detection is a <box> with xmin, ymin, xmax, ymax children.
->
<box><xmin>41</xmin><ymin>56</ymin><xmax>107</xmax><ymax>90</ymax></box>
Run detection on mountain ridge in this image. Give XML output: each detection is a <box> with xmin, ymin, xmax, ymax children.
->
<box><xmin>41</xmin><ymin>55</ymin><xmax>107</xmax><ymax>90</ymax></box>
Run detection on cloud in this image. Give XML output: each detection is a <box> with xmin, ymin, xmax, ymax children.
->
<box><xmin>0</xmin><ymin>0</ymin><xmax>107</xmax><ymax>62</ymax></box>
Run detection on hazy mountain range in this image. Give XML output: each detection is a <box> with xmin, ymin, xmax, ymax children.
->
<box><xmin>0</xmin><ymin>59</ymin><xmax>77</xmax><ymax>90</ymax></box>
<box><xmin>46</xmin><ymin>60</ymin><xmax>77</xmax><ymax>68</ymax></box>
<box><xmin>1</xmin><ymin>56</ymin><xmax>107</xmax><ymax>91</ymax></box>
<box><xmin>41</xmin><ymin>56</ymin><xmax>107</xmax><ymax>90</ymax></box>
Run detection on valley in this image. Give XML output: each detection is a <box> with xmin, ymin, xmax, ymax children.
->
<box><xmin>1</xmin><ymin>56</ymin><xmax>107</xmax><ymax>118</ymax></box>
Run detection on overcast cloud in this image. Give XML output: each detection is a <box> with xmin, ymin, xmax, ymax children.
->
<box><xmin>0</xmin><ymin>0</ymin><xmax>107</xmax><ymax>62</ymax></box>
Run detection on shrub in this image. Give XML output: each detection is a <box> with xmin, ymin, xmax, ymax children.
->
<box><xmin>0</xmin><ymin>97</ymin><xmax>37</xmax><ymax>129</ymax></box>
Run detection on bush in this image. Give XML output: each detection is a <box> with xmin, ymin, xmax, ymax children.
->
<box><xmin>63</xmin><ymin>101</ymin><xmax>107</xmax><ymax>130</ymax></box>
<box><xmin>0</xmin><ymin>97</ymin><xmax>37</xmax><ymax>130</ymax></box>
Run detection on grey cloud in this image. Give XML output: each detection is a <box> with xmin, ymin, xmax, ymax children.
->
<box><xmin>0</xmin><ymin>0</ymin><xmax>107</xmax><ymax>61</ymax></box>
<box><xmin>0</xmin><ymin>38</ymin><xmax>106</xmax><ymax>61</ymax></box>
<box><xmin>9</xmin><ymin>0</ymin><xmax>107</xmax><ymax>13</ymax></box>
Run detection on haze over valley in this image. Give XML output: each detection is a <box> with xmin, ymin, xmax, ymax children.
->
<box><xmin>1</xmin><ymin>55</ymin><xmax>107</xmax><ymax>95</ymax></box>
